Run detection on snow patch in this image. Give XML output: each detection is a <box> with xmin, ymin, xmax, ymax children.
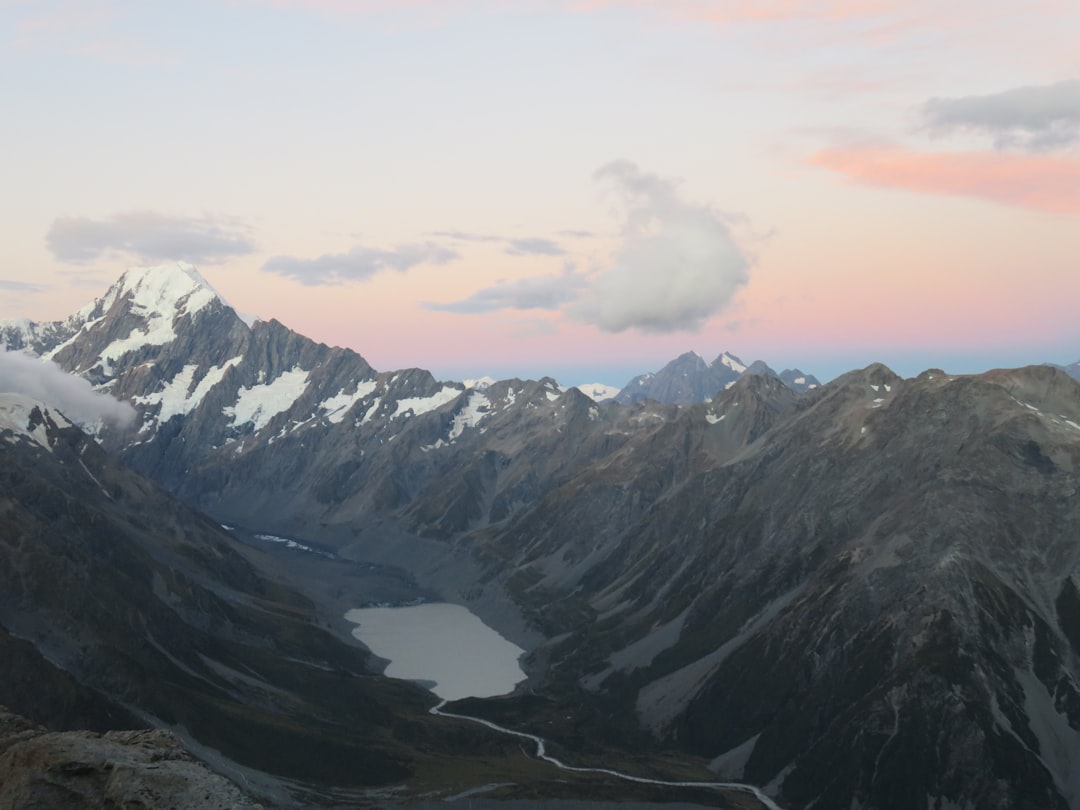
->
<box><xmin>719</xmin><ymin>352</ymin><xmax>747</xmax><ymax>373</ymax></box>
<box><xmin>136</xmin><ymin>357</ymin><xmax>242</xmax><ymax>424</ymax></box>
<box><xmin>225</xmin><ymin>367</ymin><xmax>310</xmax><ymax>431</ymax></box>
<box><xmin>320</xmin><ymin>380</ymin><xmax>378</xmax><ymax>424</ymax></box>
<box><xmin>0</xmin><ymin>393</ymin><xmax>68</xmax><ymax>451</ymax></box>
<box><xmin>393</xmin><ymin>386</ymin><xmax>460</xmax><ymax>419</ymax></box>
<box><xmin>449</xmin><ymin>391</ymin><xmax>491</xmax><ymax>439</ymax></box>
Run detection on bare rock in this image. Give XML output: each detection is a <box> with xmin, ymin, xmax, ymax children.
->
<box><xmin>0</xmin><ymin>706</ymin><xmax>261</xmax><ymax>810</ymax></box>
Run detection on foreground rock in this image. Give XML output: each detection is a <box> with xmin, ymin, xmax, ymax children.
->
<box><xmin>0</xmin><ymin>707</ymin><xmax>260</xmax><ymax>809</ymax></box>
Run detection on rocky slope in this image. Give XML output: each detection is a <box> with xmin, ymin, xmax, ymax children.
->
<box><xmin>467</xmin><ymin>364</ymin><xmax>1080</xmax><ymax>809</ymax></box>
<box><xmin>0</xmin><ymin>706</ymin><xmax>261</xmax><ymax>810</ymax></box>
<box><xmin>615</xmin><ymin>351</ymin><xmax>819</xmax><ymax>405</ymax></box>
<box><xmin>0</xmin><ymin>392</ymin><xmax>537</xmax><ymax>804</ymax></box>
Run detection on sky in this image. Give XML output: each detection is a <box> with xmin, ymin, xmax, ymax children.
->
<box><xmin>2</xmin><ymin>0</ymin><xmax>1079</xmax><ymax>387</ymax></box>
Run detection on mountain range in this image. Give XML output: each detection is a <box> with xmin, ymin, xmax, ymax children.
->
<box><xmin>3</xmin><ymin>261</ymin><xmax>1080</xmax><ymax>809</ymax></box>
<box><xmin>615</xmin><ymin>350</ymin><xmax>819</xmax><ymax>405</ymax></box>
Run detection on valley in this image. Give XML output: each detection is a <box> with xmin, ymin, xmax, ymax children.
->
<box><xmin>3</xmin><ymin>263</ymin><xmax>1080</xmax><ymax>809</ymax></box>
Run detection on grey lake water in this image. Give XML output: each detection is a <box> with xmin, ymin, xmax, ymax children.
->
<box><xmin>344</xmin><ymin>602</ymin><xmax>527</xmax><ymax>701</ymax></box>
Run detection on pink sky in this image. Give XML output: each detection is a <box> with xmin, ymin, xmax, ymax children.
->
<box><xmin>2</xmin><ymin>0</ymin><xmax>1079</xmax><ymax>384</ymax></box>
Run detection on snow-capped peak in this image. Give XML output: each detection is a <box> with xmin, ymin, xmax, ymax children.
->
<box><xmin>463</xmin><ymin>376</ymin><xmax>496</xmax><ymax>391</ymax></box>
<box><xmin>113</xmin><ymin>262</ymin><xmax>228</xmax><ymax>321</ymax></box>
<box><xmin>0</xmin><ymin>393</ymin><xmax>72</xmax><ymax>452</ymax></box>
<box><xmin>717</xmin><ymin>352</ymin><xmax>747</xmax><ymax>374</ymax></box>
<box><xmin>576</xmin><ymin>383</ymin><xmax>620</xmax><ymax>403</ymax></box>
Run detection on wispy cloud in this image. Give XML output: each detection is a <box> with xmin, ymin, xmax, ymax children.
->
<box><xmin>426</xmin><ymin>264</ymin><xmax>586</xmax><ymax>313</ymax></box>
<box><xmin>0</xmin><ymin>280</ymin><xmax>46</xmax><ymax>293</ymax></box>
<box><xmin>571</xmin><ymin>160</ymin><xmax>750</xmax><ymax>333</ymax></box>
<box><xmin>811</xmin><ymin>144</ymin><xmax>1080</xmax><ymax>213</ymax></box>
<box><xmin>431</xmin><ymin>231</ymin><xmax>568</xmax><ymax>256</ymax></box>
<box><xmin>263</xmin><ymin>242</ymin><xmax>459</xmax><ymax>285</ymax></box>
<box><xmin>505</xmin><ymin>237</ymin><xmax>566</xmax><ymax>257</ymax></box>
<box><xmin>47</xmin><ymin>212</ymin><xmax>255</xmax><ymax>265</ymax></box>
<box><xmin>0</xmin><ymin>349</ymin><xmax>135</xmax><ymax>427</ymax></box>
<box><xmin>429</xmin><ymin>230</ymin><xmax>503</xmax><ymax>243</ymax></box>
<box><xmin>922</xmin><ymin>79</ymin><xmax>1080</xmax><ymax>152</ymax></box>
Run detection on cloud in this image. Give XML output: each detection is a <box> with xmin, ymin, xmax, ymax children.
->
<box><xmin>811</xmin><ymin>144</ymin><xmax>1080</xmax><ymax>213</ymax></box>
<box><xmin>429</xmin><ymin>230</ymin><xmax>503</xmax><ymax>243</ymax></box>
<box><xmin>0</xmin><ymin>349</ymin><xmax>135</xmax><ymax>428</ymax></box>
<box><xmin>571</xmin><ymin>160</ymin><xmax>750</xmax><ymax>333</ymax></box>
<box><xmin>0</xmin><ymin>280</ymin><xmax>45</xmax><ymax>293</ymax></box>
<box><xmin>262</xmin><ymin>242</ymin><xmax>459</xmax><ymax>285</ymax></box>
<box><xmin>505</xmin><ymin>237</ymin><xmax>566</xmax><ymax>257</ymax></box>
<box><xmin>430</xmin><ymin>231</ymin><xmax>568</xmax><ymax>255</ymax></box>
<box><xmin>426</xmin><ymin>265</ymin><xmax>586</xmax><ymax>313</ymax></box>
<box><xmin>922</xmin><ymin>79</ymin><xmax>1080</xmax><ymax>151</ymax></box>
<box><xmin>47</xmin><ymin>212</ymin><xmax>255</xmax><ymax>265</ymax></box>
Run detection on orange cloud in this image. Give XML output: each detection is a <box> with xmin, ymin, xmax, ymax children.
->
<box><xmin>810</xmin><ymin>145</ymin><xmax>1080</xmax><ymax>214</ymax></box>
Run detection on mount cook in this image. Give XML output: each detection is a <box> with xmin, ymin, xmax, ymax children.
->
<box><xmin>3</xmin><ymin>262</ymin><xmax>1080</xmax><ymax>809</ymax></box>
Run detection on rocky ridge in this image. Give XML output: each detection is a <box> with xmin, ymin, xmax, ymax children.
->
<box><xmin>614</xmin><ymin>351</ymin><xmax>819</xmax><ymax>405</ymax></box>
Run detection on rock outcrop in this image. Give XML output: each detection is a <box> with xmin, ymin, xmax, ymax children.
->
<box><xmin>0</xmin><ymin>707</ymin><xmax>260</xmax><ymax>810</ymax></box>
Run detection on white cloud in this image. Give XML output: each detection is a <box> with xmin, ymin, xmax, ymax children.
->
<box><xmin>922</xmin><ymin>79</ymin><xmax>1080</xmax><ymax>151</ymax></box>
<box><xmin>0</xmin><ymin>349</ymin><xmax>135</xmax><ymax>428</ymax></box>
<box><xmin>572</xmin><ymin>160</ymin><xmax>749</xmax><ymax>333</ymax></box>
<box><xmin>47</xmin><ymin>211</ymin><xmax>254</xmax><ymax>265</ymax></box>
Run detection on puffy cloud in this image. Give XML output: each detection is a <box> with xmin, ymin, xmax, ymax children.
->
<box><xmin>571</xmin><ymin>160</ymin><xmax>750</xmax><ymax>333</ymax></box>
<box><xmin>922</xmin><ymin>79</ymin><xmax>1080</xmax><ymax>151</ymax></box>
<box><xmin>0</xmin><ymin>349</ymin><xmax>135</xmax><ymax>428</ymax></box>
<box><xmin>262</xmin><ymin>242</ymin><xmax>459</xmax><ymax>285</ymax></box>
<box><xmin>811</xmin><ymin>144</ymin><xmax>1080</xmax><ymax>213</ymax></box>
<box><xmin>426</xmin><ymin>265</ymin><xmax>586</xmax><ymax>313</ymax></box>
<box><xmin>47</xmin><ymin>212</ymin><xmax>254</xmax><ymax>265</ymax></box>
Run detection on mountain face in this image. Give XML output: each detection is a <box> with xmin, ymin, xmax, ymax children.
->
<box><xmin>0</xmin><ymin>391</ymin><xmax>539</xmax><ymax>805</ymax></box>
<box><xmin>1051</xmin><ymin>360</ymin><xmax>1080</xmax><ymax>382</ymax></box>
<box><xmin>7</xmin><ymin>263</ymin><xmax>1080</xmax><ymax>809</ymax></box>
<box><xmin>615</xmin><ymin>350</ymin><xmax>820</xmax><ymax>405</ymax></box>
<box><xmin>472</xmin><ymin>364</ymin><xmax>1080</xmax><ymax>810</ymax></box>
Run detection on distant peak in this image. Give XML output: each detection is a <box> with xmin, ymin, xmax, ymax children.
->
<box><xmin>713</xmin><ymin>352</ymin><xmax>747</xmax><ymax>374</ymax></box>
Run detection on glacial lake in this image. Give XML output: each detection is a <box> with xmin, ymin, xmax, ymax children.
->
<box><xmin>344</xmin><ymin>602</ymin><xmax>527</xmax><ymax>701</ymax></box>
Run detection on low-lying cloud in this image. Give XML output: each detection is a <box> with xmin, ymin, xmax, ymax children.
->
<box><xmin>262</xmin><ymin>242</ymin><xmax>460</xmax><ymax>285</ymax></box>
<box><xmin>0</xmin><ymin>349</ymin><xmax>136</xmax><ymax>427</ymax></box>
<box><xmin>572</xmin><ymin>160</ymin><xmax>750</xmax><ymax>333</ymax></box>
<box><xmin>922</xmin><ymin>79</ymin><xmax>1080</xmax><ymax>151</ymax></box>
<box><xmin>47</xmin><ymin>211</ymin><xmax>255</xmax><ymax>265</ymax></box>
